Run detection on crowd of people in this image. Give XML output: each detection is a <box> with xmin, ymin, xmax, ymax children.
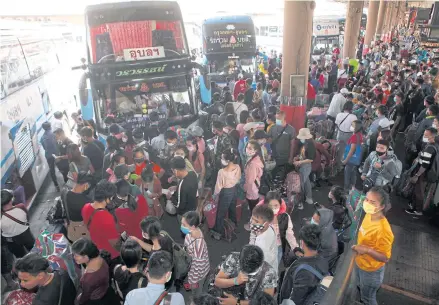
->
<box><xmin>2</xmin><ymin>31</ymin><xmax>439</xmax><ymax>305</ymax></box>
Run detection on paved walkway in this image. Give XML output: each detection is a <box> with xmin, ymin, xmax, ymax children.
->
<box><xmin>17</xmin><ymin>165</ymin><xmax>439</xmax><ymax>304</ymax></box>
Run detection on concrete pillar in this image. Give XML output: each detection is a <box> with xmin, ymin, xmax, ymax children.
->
<box><xmin>343</xmin><ymin>0</ymin><xmax>364</xmax><ymax>59</ymax></box>
<box><xmin>375</xmin><ymin>0</ymin><xmax>387</xmax><ymax>39</ymax></box>
<box><xmin>280</xmin><ymin>0</ymin><xmax>315</xmax><ymax>131</ymax></box>
<box><xmin>281</xmin><ymin>0</ymin><xmax>314</xmax><ymax>99</ymax></box>
<box><xmin>364</xmin><ymin>0</ymin><xmax>380</xmax><ymax>49</ymax></box>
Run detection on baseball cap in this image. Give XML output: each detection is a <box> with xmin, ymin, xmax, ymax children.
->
<box><xmin>187</xmin><ymin>125</ymin><xmax>204</xmax><ymax>137</ymax></box>
<box><xmin>244</xmin><ymin>122</ymin><xmax>259</xmax><ymax>132</ymax></box>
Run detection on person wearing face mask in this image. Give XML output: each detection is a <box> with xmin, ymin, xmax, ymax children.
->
<box><xmin>114</xmin><ymin>164</ymin><xmax>142</xmax><ymax>197</ymax></box>
<box><xmin>212</xmin><ymin>120</ymin><xmax>233</xmax><ymax>178</ymax></box>
<box><xmin>170</xmin><ymin>157</ymin><xmax>198</xmax><ymax>220</ymax></box>
<box><xmin>186</xmin><ymin>135</ymin><xmax>206</xmax><ymax>190</ymax></box>
<box><xmin>104</xmin><ymin>150</ymin><xmax>126</xmax><ymax>183</ymax></box>
<box><xmin>211</xmin><ymin>148</ymin><xmax>241</xmax><ymax>240</ymax></box>
<box><xmin>125</xmin><ymin>250</ymin><xmax>185</xmax><ymax>305</ymax></box>
<box><xmin>406</xmin><ymin>127</ymin><xmax>439</xmax><ymax>216</ymax></box>
<box><xmin>352</xmin><ymin>186</ymin><xmax>394</xmax><ymax>305</ymax></box>
<box><xmin>327</xmin><ymin>186</ymin><xmax>351</xmax><ymax>233</ymax></box>
<box><xmin>80</xmin><ymin>127</ymin><xmax>105</xmax><ymax>181</ymax></box>
<box><xmin>113</xmin><ymin>179</ymin><xmax>148</xmax><ymax>240</ymax></box>
<box><xmin>174</xmin><ymin>145</ymin><xmax>196</xmax><ymax>173</ymax></box>
<box><xmin>102</xmin><ymin>136</ymin><xmax>121</xmax><ymax>178</ymax></box>
<box><xmin>342</xmin><ymin>120</ymin><xmax>364</xmax><ymax>191</ymax></box>
<box><xmin>279</xmin><ymin>224</ymin><xmax>329</xmax><ymax>305</ymax></box>
<box><xmin>133</xmin><ymin>147</ymin><xmax>161</xmax><ymax>183</ymax></box>
<box><xmin>361</xmin><ymin>139</ymin><xmax>401</xmax><ymax>191</ymax></box>
<box><xmin>81</xmin><ymin>180</ymin><xmax>121</xmax><ymax>260</ymax></box>
<box><xmin>267</xmin><ymin>111</ymin><xmax>296</xmax><ymax>181</ymax></box>
<box><xmin>239</xmin><ymin>122</ymin><xmax>259</xmax><ymax>166</ymax></box>
<box><xmin>327</xmin><ymin>88</ymin><xmax>348</xmax><ymax>137</ymax></box>
<box><xmin>151</xmin><ymin>121</ymin><xmax>169</xmax><ymax>153</ymax></box>
<box><xmin>293</xmin><ymin>128</ymin><xmax>316</xmax><ymax>207</ymax></box>
<box><xmin>140</xmin><ymin>165</ymin><xmax>163</xmax><ymax>218</ymax></box>
<box><xmin>181</xmin><ymin>211</ymin><xmax>210</xmax><ymax>297</ymax></box>
<box><xmin>414</xmin><ymin>104</ymin><xmax>439</xmax><ymax>151</ymax></box>
<box><xmin>244</xmin><ymin>141</ymin><xmax>265</xmax><ymax>231</ymax></box>
<box><xmin>415</xmin><ymin>95</ymin><xmax>435</xmax><ymax>123</ymax></box>
<box><xmin>249</xmin><ymin>205</ymin><xmax>278</xmax><ymax>271</ymax></box>
<box><xmin>256</xmin><ymin>191</ymin><xmax>297</xmax><ymax>267</ymax></box>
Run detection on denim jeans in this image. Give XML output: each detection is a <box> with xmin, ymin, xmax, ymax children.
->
<box><xmin>213</xmin><ymin>186</ymin><xmax>237</xmax><ymax>235</ymax></box>
<box><xmin>344</xmin><ymin>163</ymin><xmax>358</xmax><ymax>190</ymax></box>
<box><xmin>299</xmin><ymin>163</ymin><xmax>312</xmax><ymax>200</ymax></box>
<box><xmin>355</xmin><ymin>264</ymin><xmax>385</xmax><ymax>305</ymax></box>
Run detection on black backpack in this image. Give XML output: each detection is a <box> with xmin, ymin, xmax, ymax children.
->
<box><xmin>255</xmin><ymin>168</ymin><xmax>274</xmax><ymax>196</ymax></box>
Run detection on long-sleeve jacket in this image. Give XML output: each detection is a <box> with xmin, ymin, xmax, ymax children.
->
<box><xmin>244</xmin><ymin>155</ymin><xmax>264</xmax><ymax>200</ymax></box>
<box><xmin>362</xmin><ymin>151</ymin><xmax>400</xmax><ymax>186</ymax></box>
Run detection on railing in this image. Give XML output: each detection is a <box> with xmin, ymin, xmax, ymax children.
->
<box><xmin>321</xmin><ymin>210</ymin><xmax>364</xmax><ymax>305</ymax></box>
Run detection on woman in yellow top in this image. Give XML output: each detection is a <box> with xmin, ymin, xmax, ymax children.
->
<box><xmin>352</xmin><ymin>186</ymin><xmax>394</xmax><ymax>305</ymax></box>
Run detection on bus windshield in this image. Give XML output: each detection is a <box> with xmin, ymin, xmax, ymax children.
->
<box><xmin>86</xmin><ymin>6</ymin><xmax>188</xmax><ymax>64</ymax></box>
<box><xmin>208</xmin><ymin>57</ymin><xmax>255</xmax><ymax>75</ymax></box>
<box><xmin>94</xmin><ymin>77</ymin><xmax>192</xmax><ymax>129</ymax></box>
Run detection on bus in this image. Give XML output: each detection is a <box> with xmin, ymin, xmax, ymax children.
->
<box><xmin>79</xmin><ymin>1</ymin><xmax>198</xmax><ymax>136</ymax></box>
<box><xmin>200</xmin><ymin>15</ymin><xmax>257</xmax><ymax>86</ymax></box>
<box><xmin>1</xmin><ymin>21</ymin><xmax>81</xmax><ymax>205</ymax></box>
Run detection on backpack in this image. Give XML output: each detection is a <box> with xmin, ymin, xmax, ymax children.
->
<box><xmin>206</xmin><ymin>252</ymin><xmax>270</xmax><ymax>299</ymax></box>
<box><xmin>278</xmin><ymin>213</ymin><xmax>295</xmax><ymax>267</ymax></box>
<box><xmin>222</xmin><ymin>218</ymin><xmax>237</xmax><ymax>243</ymax></box>
<box><xmin>404</xmin><ymin>115</ymin><xmax>419</xmax><ymax>152</ymax></box>
<box><xmin>426</xmin><ymin>144</ymin><xmax>439</xmax><ymax>183</ymax></box>
<box><xmin>160</xmin><ymin>231</ymin><xmax>192</xmax><ymax>280</ymax></box>
<box><xmin>47</xmin><ymin>196</ymin><xmax>66</xmax><ymax>225</ymax></box>
<box><xmin>292</xmin><ymin>264</ymin><xmax>333</xmax><ymax>305</ymax></box>
<box><xmin>255</xmin><ymin>168</ymin><xmax>274</xmax><ymax>196</ymax></box>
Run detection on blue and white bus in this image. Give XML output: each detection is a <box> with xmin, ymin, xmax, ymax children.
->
<box><xmin>199</xmin><ymin>15</ymin><xmax>257</xmax><ymax>103</ymax></box>
<box><xmin>1</xmin><ymin>21</ymin><xmax>81</xmax><ymax>206</ymax></box>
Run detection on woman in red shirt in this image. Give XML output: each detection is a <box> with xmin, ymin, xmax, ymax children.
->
<box><xmin>114</xmin><ymin>180</ymin><xmax>149</xmax><ymax>239</ymax></box>
<box><xmin>81</xmin><ymin>181</ymin><xmax>120</xmax><ymax>259</ymax></box>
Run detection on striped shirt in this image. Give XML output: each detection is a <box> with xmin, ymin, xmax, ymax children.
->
<box><xmin>420</xmin><ymin>145</ymin><xmax>437</xmax><ymax>170</ymax></box>
<box><xmin>184</xmin><ymin>233</ymin><xmax>210</xmax><ymax>284</ymax></box>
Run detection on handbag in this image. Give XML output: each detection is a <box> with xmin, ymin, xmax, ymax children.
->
<box><xmin>62</xmin><ymin>189</ymin><xmax>90</xmax><ymax>242</ymax></box>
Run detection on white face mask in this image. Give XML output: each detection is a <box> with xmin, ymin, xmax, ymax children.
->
<box><xmin>350</xmin><ymin>126</ymin><xmax>355</xmax><ymax>132</ymax></box>
<box><xmin>221</xmin><ymin>159</ymin><xmax>229</xmax><ymax>166</ymax></box>
<box><xmin>187</xmin><ymin>146</ymin><xmax>196</xmax><ymax>152</ymax></box>
<box><xmin>272</xmin><ymin>208</ymin><xmax>280</xmax><ymax>215</ymax></box>
<box><xmin>423</xmin><ymin>136</ymin><xmax>430</xmax><ymax>143</ymax></box>
<box><xmin>174</xmin><ymin>154</ymin><xmax>185</xmax><ymax>158</ymax></box>
<box><xmin>166</xmin><ymin>272</ymin><xmax>172</xmax><ymax>282</ymax></box>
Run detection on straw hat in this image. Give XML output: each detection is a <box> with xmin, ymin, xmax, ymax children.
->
<box><xmin>297</xmin><ymin>128</ymin><xmax>313</xmax><ymax>140</ymax></box>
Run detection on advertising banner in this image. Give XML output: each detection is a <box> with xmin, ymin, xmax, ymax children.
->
<box><xmin>313</xmin><ymin>20</ymin><xmax>339</xmax><ymax>36</ymax></box>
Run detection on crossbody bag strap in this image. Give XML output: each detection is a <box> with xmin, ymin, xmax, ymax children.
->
<box><xmin>57</xmin><ymin>271</ymin><xmax>64</xmax><ymax>305</ymax></box>
<box><xmin>1</xmin><ymin>210</ymin><xmax>29</xmax><ymax>226</ymax></box>
<box><xmin>154</xmin><ymin>291</ymin><xmax>169</xmax><ymax>305</ymax></box>
<box><xmin>86</xmin><ymin>208</ymin><xmax>105</xmax><ymax>229</ymax></box>
<box><xmin>272</xmin><ymin>126</ymin><xmax>288</xmax><ymax>145</ymax></box>
<box><xmin>336</xmin><ymin>113</ymin><xmax>350</xmax><ymax>131</ymax></box>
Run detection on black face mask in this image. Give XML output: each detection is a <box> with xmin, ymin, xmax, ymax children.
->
<box><xmin>376</xmin><ymin>151</ymin><xmax>386</xmax><ymax>156</ymax></box>
<box><xmin>134</xmin><ymin>158</ymin><xmax>144</xmax><ymax>164</ymax></box>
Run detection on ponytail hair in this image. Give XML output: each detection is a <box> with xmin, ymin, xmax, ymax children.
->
<box><xmin>222</xmin><ymin>147</ymin><xmax>238</xmax><ymax>163</ymax></box>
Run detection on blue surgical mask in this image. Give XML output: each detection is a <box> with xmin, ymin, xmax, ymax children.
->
<box><xmin>276</xmin><ymin>119</ymin><xmax>282</xmax><ymax>126</ymax></box>
<box><xmin>300</xmin><ymin>139</ymin><xmax>306</xmax><ymax>144</ymax></box>
<box><xmin>310</xmin><ymin>218</ymin><xmax>318</xmax><ymax>226</ymax></box>
<box><xmin>180</xmin><ymin>226</ymin><xmax>191</xmax><ymax>235</ymax></box>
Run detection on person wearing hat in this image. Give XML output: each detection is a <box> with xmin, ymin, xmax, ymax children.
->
<box><xmin>41</xmin><ymin>121</ymin><xmax>61</xmax><ymax>191</ymax></box>
<box><xmin>254</xmin><ymin>130</ymin><xmax>270</xmax><ymax>162</ymax></box>
<box><xmin>293</xmin><ymin>128</ymin><xmax>316</xmax><ymax>208</ymax></box>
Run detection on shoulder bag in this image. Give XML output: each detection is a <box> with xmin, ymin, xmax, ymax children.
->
<box><xmin>63</xmin><ymin>189</ymin><xmax>90</xmax><ymax>242</ymax></box>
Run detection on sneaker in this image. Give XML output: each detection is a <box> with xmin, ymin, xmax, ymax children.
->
<box><xmin>297</xmin><ymin>203</ymin><xmax>304</xmax><ymax>210</ymax></box>
<box><xmin>405</xmin><ymin>209</ymin><xmax>422</xmax><ymax>216</ymax></box>
<box><xmin>244</xmin><ymin>223</ymin><xmax>251</xmax><ymax>231</ymax></box>
<box><xmin>306</xmin><ymin>198</ymin><xmax>314</xmax><ymax>205</ymax></box>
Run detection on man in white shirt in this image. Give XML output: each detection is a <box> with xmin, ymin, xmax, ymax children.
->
<box><xmin>327</xmin><ymin>88</ymin><xmax>349</xmax><ymax>138</ymax></box>
<box><xmin>52</xmin><ymin>111</ymin><xmax>64</xmax><ymax>132</ymax></box>
<box><xmin>335</xmin><ymin>101</ymin><xmax>358</xmax><ymax>168</ymax></box>
<box><xmin>249</xmin><ymin>205</ymin><xmax>278</xmax><ymax>271</ymax></box>
<box><xmin>231</xmin><ymin>93</ymin><xmax>248</xmax><ymax>123</ymax></box>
